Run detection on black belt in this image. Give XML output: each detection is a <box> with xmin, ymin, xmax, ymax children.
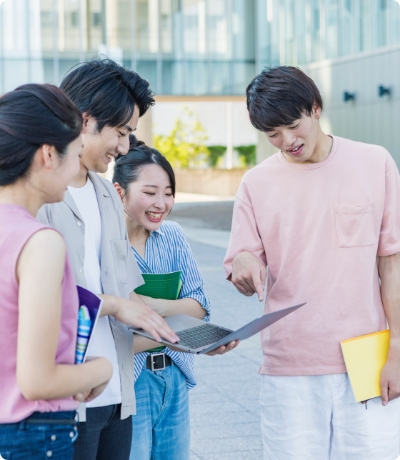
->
<box><xmin>26</xmin><ymin>419</ymin><xmax>77</xmax><ymax>425</ymax></box>
<box><xmin>25</xmin><ymin>412</ymin><xmax>78</xmax><ymax>425</ymax></box>
<box><xmin>146</xmin><ymin>353</ymin><xmax>172</xmax><ymax>371</ymax></box>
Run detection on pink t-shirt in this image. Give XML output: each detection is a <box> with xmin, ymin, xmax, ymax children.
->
<box><xmin>224</xmin><ymin>136</ymin><xmax>400</xmax><ymax>376</ymax></box>
<box><xmin>0</xmin><ymin>205</ymin><xmax>79</xmax><ymax>423</ymax></box>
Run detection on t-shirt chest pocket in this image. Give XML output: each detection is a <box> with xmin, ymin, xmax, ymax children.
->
<box><xmin>334</xmin><ymin>203</ymin><xmax>375</xmax><ymax>248</ymax></box>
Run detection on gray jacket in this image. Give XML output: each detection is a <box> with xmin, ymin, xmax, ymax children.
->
<box><xmin>37</xmin><ymin>172</ymin><xmax>143</xmax><ymax>421</ymax></box>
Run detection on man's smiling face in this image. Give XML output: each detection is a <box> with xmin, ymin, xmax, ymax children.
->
<box><xmin>80</xmin><ymin>104</ymin><xmax>140</xmax><ymax>174</ymax></box>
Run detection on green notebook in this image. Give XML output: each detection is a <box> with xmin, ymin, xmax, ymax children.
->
<box><xmin>134</xmin><ymin>271</ymin><xmax>182</xmax><ymax>301</ymax></box>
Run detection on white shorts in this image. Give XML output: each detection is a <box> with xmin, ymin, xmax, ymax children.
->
<box><xmin>260</xmin><ymin>373</ymin><xmax>400</xmax><ymax>460</ymax></box>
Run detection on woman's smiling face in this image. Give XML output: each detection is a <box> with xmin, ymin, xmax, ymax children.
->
<box><xmin>121</xmin><ymin>163</ymin><xmax>174</xmax><ymax>231</ymax></box>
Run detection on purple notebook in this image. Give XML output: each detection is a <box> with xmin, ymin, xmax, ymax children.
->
<box><xmin>76</xmin><ymin>286</ymin><xmax>103</xmax><ymax>363</ymax></box>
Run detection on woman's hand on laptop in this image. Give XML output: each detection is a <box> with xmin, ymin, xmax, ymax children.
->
<box><xmin>99</xmin><ymin>294</ymin><xmax>179</xmax><ymax>344</ymax></box>
<box><xmin>232</xmin><ymin>252</ymin><xmax>266</xmax><ymax>301</ymax></box>
<box><xmin>205</xmin><ymin>340</ymin><xmax>240</xmax><ymax>356</ymax></box>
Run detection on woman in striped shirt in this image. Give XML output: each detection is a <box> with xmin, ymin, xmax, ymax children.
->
<box><xmin>113</xmin><ymin>137</ymin><xmax>237</xmax><ymax>460</ymax></box>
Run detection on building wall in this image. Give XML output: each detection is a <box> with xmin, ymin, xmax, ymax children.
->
<box><xmin>255</xmin><ymin>0</ymin><xmax>400</xmax><ymax>70</ymax></box>
<box><xmin>0</xmin><ymin>0</ymin><xmax>44</xmax><ymax>91</ymax></box>
<box><xmin>174</xmin><ymin>168</ymin><xmax>246</xmax><ymax>196</ymax></box>
<box><xmin>306</xmin><ymin>45</ymin><xmax>400</xmax><ymax>164</ymax></box>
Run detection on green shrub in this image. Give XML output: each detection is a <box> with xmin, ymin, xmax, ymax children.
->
<box><xmin>236</xmin><ymin>145</ymin><xmax>256</xmax><ymax>166</ymax></box>
<box><xmin>153</xmin><ymin>107</ymin><xmax>209</xmax><ymax>168</ymax></box>
<box><xmin>207</xmin><ymin>145</ymin><xmax>226</xmax><ymax>167</ymax></box>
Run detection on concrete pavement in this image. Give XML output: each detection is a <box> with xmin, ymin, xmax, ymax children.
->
<box><xmin>188</xmin><ymin>241</ymin><xmax>264</xmax><ymax>460</ymax></box>
<box><xmin>169</xmin><ymin>201</ymin><xmax>233</xmax><ymax>250</ymax></box>
<box><xmin>168</xmin><ymin>199</ymin><xmax>264</xmax><ymax>459</ymax></box>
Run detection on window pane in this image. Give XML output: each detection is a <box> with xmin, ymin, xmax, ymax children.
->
<box><xmin>311</xmin><ymin>0</ymin><xmax>321</xmax><ymax>62</ymax></box>
<box><xmin>326</xmin><ymin>0</ymin><xmax>339</xmax><ymax>59</ymax></box>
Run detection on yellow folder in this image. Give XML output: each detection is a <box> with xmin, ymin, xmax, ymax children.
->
<box><xmin>340</xmin><ymin>330</ymin><xmax>390</xmax><ymax>402</ymax></box>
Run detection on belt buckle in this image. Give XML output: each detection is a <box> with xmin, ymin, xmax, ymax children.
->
<box><xmin>150</xmin><ymin>352</ymin><xmax>166</xmax><ymax>371</ymax></box>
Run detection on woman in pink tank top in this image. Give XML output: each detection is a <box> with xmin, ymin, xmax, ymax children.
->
<box><xmin>0</xmin><ymin>84</ymin><xmax>112</xmax><ymax>460</ymax></box>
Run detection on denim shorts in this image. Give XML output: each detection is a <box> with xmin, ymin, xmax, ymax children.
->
<box><xmin>0</xmin><ymin>411</ymin><xmax>78</xmax><ymax>460</ymax></box>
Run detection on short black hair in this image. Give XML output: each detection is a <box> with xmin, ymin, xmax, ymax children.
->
<box><xmin>246</xmin><ymin>66</ymin><xmax>323</xmax><ymax>132</ymax></box>
<box><xmin>113</xmin><ymin>135</ymin><xmax>176</xmax><ymax>197</ymax></box>
<box><xmin>0</xmin><ymin>84</ymin><xmax>82</xmax><ymax>186</ymax></box>
<box><xmin>60</xmin><ymin>59</ymin><xmax>155</xmax><ymax>132</ymax></box>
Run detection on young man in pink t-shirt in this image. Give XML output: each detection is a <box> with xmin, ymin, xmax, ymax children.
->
<box><xmin>224</xmin><ymin>66</ymin><xmax>400</xmax><ymax>459</ymax></box>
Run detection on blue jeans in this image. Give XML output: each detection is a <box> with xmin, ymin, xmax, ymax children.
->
<box><xmin>130</xmin><ymin>364</ymin><xmax>190</xmax><ymax>460</ymax></box>
<box><xmin>0</xmin><ymin>411</ymin><xmax>77</xmax><ymax>460</ymax></box>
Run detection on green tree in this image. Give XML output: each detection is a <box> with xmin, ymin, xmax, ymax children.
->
<box><xmin>153</xmin><ymin>107</ymin><xmax>209</xmax><ymax>168</ymax></box>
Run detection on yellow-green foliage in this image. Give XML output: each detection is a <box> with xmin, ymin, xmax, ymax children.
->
<box><xmin>153</xmin><ymin>107</ymin><xmax>209</xmax><ymax>168</ymax></box>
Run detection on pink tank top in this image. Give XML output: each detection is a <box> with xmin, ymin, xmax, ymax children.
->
<box><xmin>0</xmin><ymin>205</ymin><xmax>79</xmax><ymax>423</ymax></box>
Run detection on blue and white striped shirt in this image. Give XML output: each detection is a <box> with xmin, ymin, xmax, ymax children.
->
<box><xmin>132</xmin><ymin>221</ymin><xmax>211</xmax><ymax>390</ymax></box>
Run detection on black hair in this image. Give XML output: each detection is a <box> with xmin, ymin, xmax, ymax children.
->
<box><xmin>0</xmin><ymin>83</ymin><xmax>82</xmax><ymax>186</ymax></box>
<box><xmin>60</xmin><ymin>59</ymin><xmax>155</xmax><ymax>132</ymax></box>
<box><xmin>246</xmin><ymin>66</ymin><xmax>323</xmax><ymax>132</ymax></box>
<box><xmin>113</xmin><ymin>135</ymin><xmax>176</xmax><ymax>197</ymax></box>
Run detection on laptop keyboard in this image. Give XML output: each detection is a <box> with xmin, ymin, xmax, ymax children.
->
<box><xmin>176</xmin><ymin>323</ymin><xmax>233</xmax><ymax>349</ymax></box>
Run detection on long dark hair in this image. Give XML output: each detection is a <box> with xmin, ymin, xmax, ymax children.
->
<box><xmin>0</xmin><ymin>84</ymin><xmax>82</xmax><ymax>186</ymax></box>
<box><xmin>113</xmin><ymin>135</ymin><xmax>176</xmax><ymax>197</ymax></box>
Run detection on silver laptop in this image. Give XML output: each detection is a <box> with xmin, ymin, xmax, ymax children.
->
<box><xmin>130</xmin><ymin>303</ymin><xmax>305</xmax><ymax>354</ymax></box>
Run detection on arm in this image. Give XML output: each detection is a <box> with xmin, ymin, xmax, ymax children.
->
<box><xmin>133</xmin><ymin>224</ymin><xmax>238</xmax><ymax>355</ymax></box>
<box><xmin>133</xmin><ymin>335</ymin><xmax>161</xmax><ymax>353</ymax></box>
<box><xmin>131</xmin><ymin>224</ymin><xmax>208</xmax><ymax>321</ymax></box>
<box><xmin>137</xmin><ymin>296</ymin><xmax>206</xmax><ymax>319</ymax></box>
<box><xmin>232</xmin><ymin>252</ymin><xmax>267</xmax><ymax>301</ymax></box>
<box><xmin>224</xmin><ymin>190</ymin><xmax>267</xmax><ymax>301</ymax></box>
<box><xmin>378</xmin><ymin>253</ymin><xmax>400</xmax><ymax>405</ymax></box>
<box><xmin>376</xmin><ymin>157</ymin><xmax>400</xmax><ymax>405</ymax></box>
<box><xmin>17</xmin><ymin>230</ymin><xmax>112</xmax><ymax>402</ymax></box>
<box><xmin>132</xmin><ymin>333</ymin><xmax>239</xmax><ymax>354</ymax></box>
<box><xmin>131</xmin><ymin>293</ymin><xmax>239</xmax><ymax>355</ymax></box>
<box><xmin>97</xmin><ymin>292</ymin><xmax>179</xmax><ymax>344</ymax></box>
<box><xmin>132</xmin><ymin>291</ymin><xmax>206</xmax><ymax>353</ymax></box>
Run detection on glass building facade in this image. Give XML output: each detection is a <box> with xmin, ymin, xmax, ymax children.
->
<box><xmin>1</xmin><ymin>0</ymin><xmax>400</xmax><ymax>95</ymax></box>
<box><xmin>257</xmin><ymin>0</ymin><xmax>400</xmax><ymax>69</ymax></box>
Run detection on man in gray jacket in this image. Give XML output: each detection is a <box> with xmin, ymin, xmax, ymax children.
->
<box><xmin>37</xmin><ymin>59</ymin><xmax>178</xmax><ymax>460</ymax></box>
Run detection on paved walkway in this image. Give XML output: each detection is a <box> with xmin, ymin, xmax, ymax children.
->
<box><xmin>169</xmin><ymin>200</ymin><xmax>234</xmax><ymax>250</ymax></box>
<box><xmin>168</xmin><ymin>197</ymin><xmax>264</xmax><ymax>459</ymax></box>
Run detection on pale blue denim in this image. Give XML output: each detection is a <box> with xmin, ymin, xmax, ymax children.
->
<box><xmin>129</xmin><ymin>363</ymin><xmax>190</xmax><ymax>460</ymax></box>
